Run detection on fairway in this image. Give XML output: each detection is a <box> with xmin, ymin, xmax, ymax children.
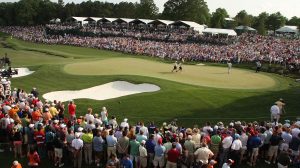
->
<box><xmin>64</xmin><ymin>58</ymin><xmax>276</xmax><ymax>89</ymax></box>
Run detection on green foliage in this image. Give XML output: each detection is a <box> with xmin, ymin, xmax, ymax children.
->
<box><xmin>266</xmin><ymin>12</ymin><xmax>286</xmax><ymax>32</ymax></box>
<box><xmin>162</xmin><ymin>0</ymin><xmax>210</xmax><ymax>24</ymax></box>
<box><xmin>235</xmin><ymin>10</ymin><xmax>254</xmax><ymax>26</ymax></box>
<box><xmin>253</xmin><ymin>12</ymin><xmax>269</xmax><ymax>35</ymax></box>
<box><xmin>136</xmin><ymin>0</ymin><xmax>159</xmax><ymax>19</ymax></box>
<box><xmin>210</xmin><ymin>8</ymin><xmax>228</xmax><ymax>28</ymax></box>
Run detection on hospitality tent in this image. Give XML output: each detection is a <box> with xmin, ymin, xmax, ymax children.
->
<box><xmin>276</xmin><ymin>26</ymin><xmax>298</xmax><ymax>34</ymax></box>
<box><xmin>169</xmin><ymin>20</ymin><xmax>206</xmax><ymax>32</ymax></box>
<box><xmin>148</xmin><ymin>19</ymin><xmax>173</xmax><ymax>26</ymax></box>
<box><xmin>67</xmin><ymin>17</ymin><xmax>88</xmax><ymax>25</ymax></box>
<box><xmin>130</xmin><ymin>19</ymin><xmax>154</xmax><ymax>25</ymax></box>
<box><xmin>49</xmin><ymin>18</ymin><xmax>61</xmax><ymax>24</ymax></box>
<box><xmin>202</xmin><ymin>28</ymin><xmax>237</xmax><ymax>36</ymax></box>
<box><xmin>235</xmin><ymin>25</ymin><xmax>257</xmax><ymax>35</ymax></box>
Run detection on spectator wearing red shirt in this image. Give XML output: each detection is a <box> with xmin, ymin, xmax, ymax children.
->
<box><xmin>68</xmin><ymin>101</ymin><xmax>76</xmax><ymax>120</ymax></box>
<box><xmin>166</xmin><ymin>143</ymin><xmax>180</xmax><ymax>168</ymax></box>
<box><xmin>34</xmin><ymin>125</ymin><xmax>46</xmax><ymax>158</ymax></box>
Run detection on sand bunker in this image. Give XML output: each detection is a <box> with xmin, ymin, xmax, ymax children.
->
<box><xmin>12</xmin><ymin>68</ymin><xmax>34</xmax><ymax>78</ymax></box>
<box><xmin>43</xmin><ymin>81</ymin><xmax>160</xmax><ymax>102</ymax></box>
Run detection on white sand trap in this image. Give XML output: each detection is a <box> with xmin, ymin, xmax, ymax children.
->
<box><xmin>196</xmin><ymin>63</ymin><xmax>205</xmax><ymax>66</ymax></box>
<box><xmin>12</xmin><ymin>68</ymin><xmax>34</xmax><ymax>78</ymax></box>
<box><xmin>43</xmin><ymin>81</ymin><xmax>160</xmax><ymax>102</ymax></box>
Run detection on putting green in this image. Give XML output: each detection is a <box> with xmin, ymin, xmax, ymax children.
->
<box><xmin>64</xmin><ymin>58</ymin><xmax>276</xmax><ymax>89</ymax></box>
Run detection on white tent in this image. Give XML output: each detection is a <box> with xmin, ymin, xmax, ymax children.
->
<box><xmin>202</xmin><ymin>28</ymin><xmax>237</xmax><ymax>36</ymax></box>
<box><xmin>71</xmin><ymin>17</ymin><xmax>88</xmax><ymax>22</ymax></box>
<box><xmin>276</xmin><ymin>26</ymin><xmax>298</xmax><ymax>34</ymax></box>
<box><xmin>84</xmin><ymin>17</ymin><xmax>103</xmax><ymax>22</ymax></box>
<box><xmin>235</xmin><ymin>25</ymin><xmax>256</xmax><ymax>31</ymax></box>
<box><xmin>170</xmin><ymin>20</ymin><xmax>206</xmax><ymax>32</ymax></box>
<box><xmin>148</xmin><ymin>19</ymin><xmax>173</xmax><ymax>26</ymax></box>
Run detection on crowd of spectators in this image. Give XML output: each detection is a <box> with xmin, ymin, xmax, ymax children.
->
<box><xmin>0</xmin><ymin>26</ymin><xmax>300</xmax><ymax>69</ymax></box>
<box><xmin>0</xmin><ymin>86</ymin><xmax>299</xmax><ymax>168</ymax></box>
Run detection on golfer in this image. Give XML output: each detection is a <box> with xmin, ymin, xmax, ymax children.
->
<box><xmin>227</xmin><ymin>61</ymin><xmax>232</xmax><ymax>74</ymax></box>
<box><xmin>172</xmin><ymin>61</ymin><xmax>178</xmax><ymax>72</ymax></box>
<box><xmin>255</xmin><ymin>61</ymin><xmax>262</xmax><ymax>73</ymax></box>
<box><xmin>178</xmin><ymin>62</ymin><xmax>183</xmax><ymax>72</ymax></box>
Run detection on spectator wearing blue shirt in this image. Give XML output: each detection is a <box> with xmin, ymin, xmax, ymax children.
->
<box><xmin>93</xmin><ymin>130</ymin><xmax>104</xmax><ymax>167</ymax></box>
<box><xmin>153</xmin><ymin>138</ymin><xmax>166</xmax><ymax>168</ymax></box>
<box><xmin>121</xmin><ymin>155</ymin><xmax>133</xmax><ymax>168</ymax></box>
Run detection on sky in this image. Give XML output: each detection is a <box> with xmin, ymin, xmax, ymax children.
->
<box><xmin>1</xmin><ymin>0</ymin><xmax>300</xmax><ymax>19</ymax></box>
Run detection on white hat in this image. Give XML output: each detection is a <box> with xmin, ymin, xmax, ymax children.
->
<box><xmin>60</xmin><ymin>124</ymin><xmax>66</xmax><ymax>128</ymax></box>
<box><xmin>78</xmin><ymin>127</ymin><xmax>83</xmax><ymax>132</ymax></box>
<box><xmin>187</xmin><ymin>135</ymin><xmax>192</xmax><ymax>140</ymax></box>
<box><xmin>44</xmin><ymin>108</ymin><xmax>49</xmax><ymax>112</ymax></box>
<box><xmin>9</xmin><ymin>118</ymin><xmax>14</xmax><ymax>123</ymax></box>
<box><xmin>124</xmin><ymin>118</ymin><xmax>128</xmax><ymax>122</ymax></box>
<box><xmin>214</xmin><ymin>125</ymin><xmax>219</xmax><ymax>130</ymax></box>
<box><xmin>235</xmin><ymin>121</ymin><xmax>241</xmax><ymax>125</ymax></box>
<box><xmin>53</xmin><ymin>120</ymin><xmax>59</xmax><ymax>124</ymax></box>
<box><xmin>99</xmin><ymin>127</ymin><xmax>104</xmax><ymax>131</ymax></box>
<box><xmin>13</xmin><ymin>160</ymin><xmax>19</xmax><ymax>166</ymax></box>
<box><xmin>29</xmin><ymin>124</ymin><xmax>34</xmax><ymax>128</ymax></box>
<box><xmin>102</xmin><ymin>107</ymin><xmax>107</xmax><ymax>111</ymax></box>
<box><xmin>75</xmin><ymin>132</ymin><xmax>80</xmax><ymax>138</ymax></box>
<box><xmin>141</xmin><ymin>140</ymin><xmax>146</xmax><ymax>144</ymax></box>
<box><xmin>229</xmin><ymin>122</ymin><xmax>234</xmax><ymax>126</ymax></box>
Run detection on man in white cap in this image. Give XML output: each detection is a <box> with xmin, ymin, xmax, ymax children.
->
<box><xmin>139</xmin><ymin>140</ymin><xmax>148</xmax><ymax>168</ymax></box>
<box><xmin>72</xmin><ymin>132</ymin><xmax>83</xmax><ymax>168</ymax></box>
<box><xmin>121</xmin><ymin>118</ymin><xmax>129</xmax><ymax>129</ymax></box>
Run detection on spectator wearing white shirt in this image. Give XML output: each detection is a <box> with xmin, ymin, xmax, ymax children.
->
<box><xmin>120</xmin><ymin>118</ymin><xmax>129</xmax><ymax>129</ymax></box>
<box><xmin>72</xmin><ymin>133</ymin><xmax>83</xmax><ymax>168</ymax></box>
<box><xmin>270</xmin><ymin>104</ymin><xmax>280</xmax><ymax>124</ymax></box>
<box><xmin>139</xmin><ymin>122</ymin><xmax>149</xmax><ymax>138</ymax></box>
<box><xmin>220</xmin><ymin>132</ymin><xmax>233</xmax><ymax>166</ymax></box>
<box><xmin>230</xmin><ymin>134</ymin><xmax>242</xmax><ymax>167</ymax></box>
<box><xmin>85</xmin><ymin>108</ymin><xmax>94</xmax><ymax>124</ymax></box>
<box><xmin>106</xmin><ymin>130</ymin><xmax>117</xmax><ymax>158</ymax></box>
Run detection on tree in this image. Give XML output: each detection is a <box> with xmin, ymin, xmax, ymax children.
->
<box><xmin>235</xmin><ymin>10</ymin><xmax>252</xmax><ymax>26</ymax></box>
<box><xmin>253</xmin><ymin>12</ymin><xmax>269</xmax><ymax>35</ymax></box>
<box><xmin>114</xmin><ymin>2</ymin><xmax>137</xmax><ymax>18</ymax></box>
<box><xmin>266</xmin><ymin>12</ymin><xmax>286</xmax><ymax>32</ymax></box>
<box><xmin>136</xmin><ymin>0</ymin><xmax>158</xmax><ymax>19</ymax></box>
<box><xmin>210</xmin><ymin>8</ymin><xmax>228</xmax><ymax>28</ymax></box>
<box><xmin>182</xmin><ymin>0</ymin><xmax>210</xmax><ymax>24</ymax></box>
<box><xmin>162</xmin><ymin>0</ymin><xmax>186</xmax><ymax>20</ymax></box>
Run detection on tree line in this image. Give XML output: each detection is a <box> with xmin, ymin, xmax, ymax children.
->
<box><xmin>0</xmin><ymin>0</ymin><xmax>299</xmax><ymax>35</ymax></box>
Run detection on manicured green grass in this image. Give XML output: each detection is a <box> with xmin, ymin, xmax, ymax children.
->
<box><xmin>64</xmin><ymin>57</ymin><xmax>276</xmax><ymax>89</ymax></box>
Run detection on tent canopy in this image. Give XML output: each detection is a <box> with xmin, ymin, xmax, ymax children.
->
<box><xmin>276</xmin><ymin>26</ymin><xmax>298</xmax><ymax>34</ymax></box>
<box><xmin>69</xmin><ymin>17</ymin><xmax>87</xmax><ymax>22</ymax></box>
<box><xmin>170</xmin><ymin>20</ymin><xmax>206</xmax><ymax>32</ymax></box>
<box><xmin>202</xmin><ymin>28</ymin><xmax>237</xmax><ymax>36</ymax></box>
<box><xmin>235</xmin><ymin>25</ymin><xmax>256</xmax><ymax>31</ymax></box>
<box><xmin>84</xmin><ymin>17</ymin><xmax>102</xmax><ymax>22</ymax></box>
<box><xmin>130</xmin><ymin>19</ymin><xmax>154</xmax><ymax>25</ymax></box>
<box><xmin>148</xmin><ymin>19</ymin><xmax>173</xmax><ymax>26</ymax></box>
<box><xmin>112</xmin><ymin>18</ymin><xmax>134</xmax><ymax>24</ymax></box>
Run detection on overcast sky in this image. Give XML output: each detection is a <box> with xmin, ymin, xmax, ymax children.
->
<box><xmin>1</xmin><ymin>0</ymin><xmax>299</xmax><ymax>18</ymax></box>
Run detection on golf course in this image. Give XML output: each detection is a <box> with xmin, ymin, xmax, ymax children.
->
<box><xmin>1</xmin><ymin>32</ymin><xmax>300</xmax><ymax>127</ymax></box>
